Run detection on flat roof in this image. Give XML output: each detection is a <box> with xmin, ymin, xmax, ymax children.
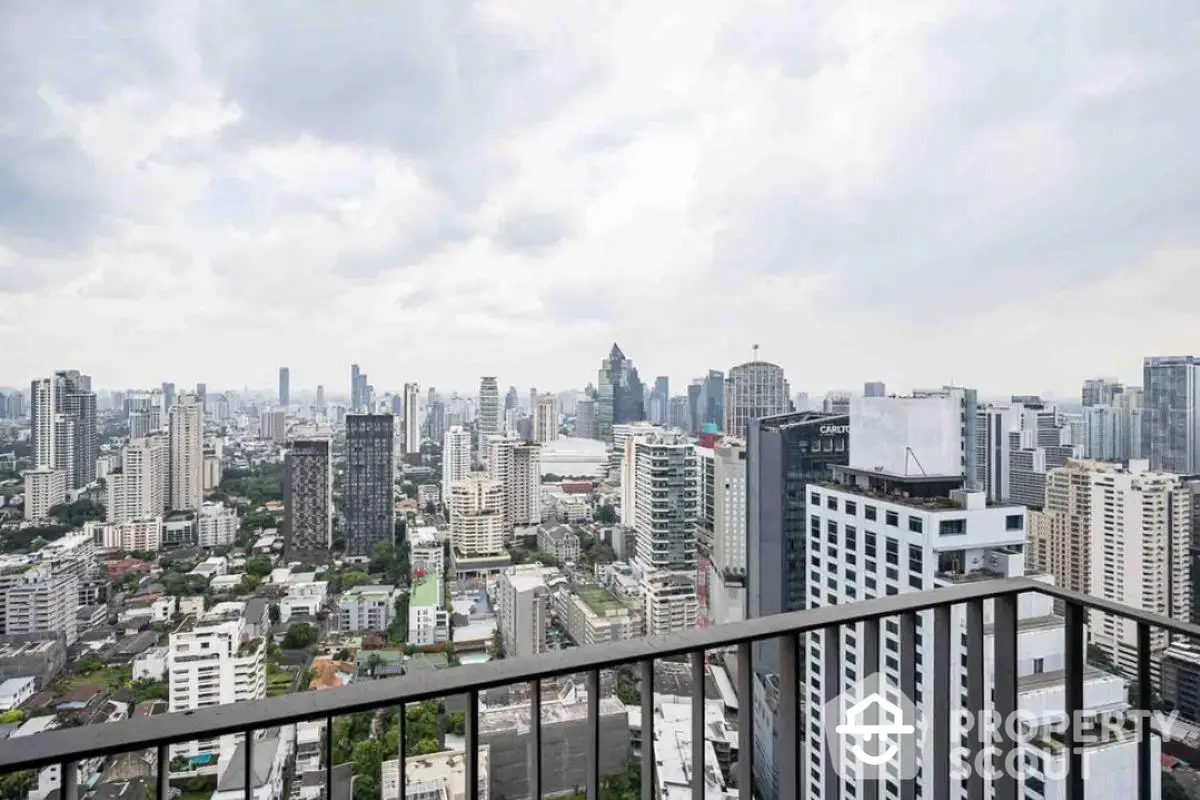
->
<box><xmin>575</xmin><ymin>584</ymin><xmax>626</xmax><ymax>616</ymax></box>
<box><xmin>411</xmin><ymin>578</ymin><xmax>439</xmax><ymax>608</ymax></box>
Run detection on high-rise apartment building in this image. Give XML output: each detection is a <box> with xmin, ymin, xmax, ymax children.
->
<box><xmin>710</xmin><ymin>437</ymin><xmax>747</xmax><ymax>625</ymax></box>
<box><xmin>3</xmin><ymin>566</ymin><xmax>79</xmax><ymax>645</ymax></box>
<box><xmin>107</xmin><ymin>433</ymin><xmax>169</xmax><ymax>523</ymax></box>
<box><xmin>285</xmin><ymin>439</ymin><xmax>333</xmax><ymax>565</ymax></box>
<box><xmin>688</xmin><ymin>370</ymin><xmax>725</xmax><ymax>433</ymax></box>
<box><xmin>1083</xmin><ymin>404</ymin><xmax>1128</xmax><ymax>462</ymax></box>
<box><xmin>344</xmin><ymin>414</ymin><xmax>396</xmax><ymax>557</ymax></box>
<box><xmin>168</xmin><ymin>604</ymin><xmax>266</xmax><ymax>758</ymax></box>
<box><xmin>596</xmin><ymin>343</ymin><xmax>644</xmax><ymax>442</ymax></box>
<box><xmin>169</xmin><ymin>393</ymin><xmax>204</xmax><ymax>512</ymax></box>
<box><xmin>1143</xmin><ymin>356</ymin><xmax>1200</xmax><ymax>474</ymax></box>
<box><xmin>725</xmin><ymin>361</ymin><xmax>790</xmax><ymax>439</ymax></box>
<box><xmin>315</xmin><ymin>384</ymin><xmax>324</xmax><ymax>409</ymax></box>
<box><xmin>442</xmin><ymin>426</ymin><xmax>472</xmax><ymax>505</ymax></box>
<box><xmin>478</xmin><ymin>376</ymin><xmax>501</xmax><ymax>437</ymax></box>
<box><xmin>261</xmin><ymin>409</ymin><xmax>287</xmax><ymax>442</ymax></box>
<box><xmin>162</xmin><ymin>382</ymin><xmax>175</xmax><ymax>412</ymax></box>
<box><xmin>631</xmin><ymin>431</ymin><xmax>698</xmax><ymax>572</ymax></box>
<box><xmin>403</xmin><ymin>383</ymin><xmax>421</xmax><ymax>455</ymax></box>
<box><xmin>486</xmin><ymin>435</ymin><xmax>541</xmax><ymax>528</ymax></box>
<box><xmin>448</xmin><ymin>474</ymin><xmax>506</xmax><ymax>556</ymax></box>
<box><xmin>23</xmin><ymin>467</ymin><xmax>67</xmax><ymax>521</ymax></box>
<box><xmin>278</xmin><ymin>367</ymin><xmax>290</xmax><ymax>406</ymax></box>
<box><xmin>1030</xmin><ymin>459</ymin><xmax>1191</xmax><ymax>680</ymax></box>
<box><xmin>425</xmin><ymin>399</ymin><xmax>445</xmax><ymax>444</ymax></box>
<box><xmin>30</xmin><ymin>371</ymin><xmax>96</xmax><ymax>490</ymax></box>
<box><xmin>533</xmin><ymin>393</ymin><xmax>559</xmax><ymax>443</ymax></box>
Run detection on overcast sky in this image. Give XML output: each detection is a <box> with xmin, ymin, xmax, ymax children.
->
<box><xmin>2</xmin><ymin>2</ymin><xmax>1198</xmax><ymax>398</ymax></box>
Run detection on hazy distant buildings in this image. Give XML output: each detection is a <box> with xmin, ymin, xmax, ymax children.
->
<box><xmin>344</xmin><ymin>414</ymin><xmax>396</xmax><ymax>557</ymax></box>
<box><xmin>278</xmin><ymin>367</ymin><xmax>290</xmax><ymax>406</ymax></box>
<box><xmin>533</xmin><ymin>393</ymin><xmax>560</xmax><ymax>444</ymax></box>
<box><xmin>863</xmin><ymin>381</ymin><xmax>886</xmax><ymax>397</ymax></box>
<box><xmin>1082</xmin><ymin>377</ymin><xmax>1124</xmax><ymax>408</ymax></box>
<box><xmin>575</xmin><ymin>397</ymin><xmax>597</xmax><ymax>440</ymax></box>
<box><xmin>285</xmin><ymin>439</ymin><xmax>333</xmax><ymax>565</ymax></box>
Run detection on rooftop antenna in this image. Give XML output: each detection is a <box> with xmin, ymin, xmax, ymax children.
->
<box><xmin>752</xmin><ymin>343</ymin><xmax>760</xmax><ymax>362</ymax></box>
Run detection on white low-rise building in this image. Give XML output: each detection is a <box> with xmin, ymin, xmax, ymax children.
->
<box><xmin>408</xmin><ymin>576</ymin><xmax>450</xmax><ymax>647</ymax></box>
<box><xmin>0</xmin><ymin>677</ymin><xmax>36</xmax><ymax>711</ymax></box>
<box><xmin>133</xmin><ymin>646</ymin><xmax>170</xmax><ymax>681</ymax></box>
<box><xmin>198</xmin><ymin>502</ymin><xmax>239</xmax><ymax>548</ymax></box>
<box><xmin>381</xmin><ymin>747</ymin><xmax>490</xmax><ymax>800</ymax></box>
<box><xmin>640</xmin><ymin>571</ymin><xmax>698</xmax><ymax>636</ymax></box>
<box><xmin>338</xmin><ymin>585</ymin><xmax>398</xmax><ymax>633</ymax></box>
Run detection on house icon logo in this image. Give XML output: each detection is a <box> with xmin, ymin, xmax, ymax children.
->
<box><xmin>824</xmin><ymin>672</ymin><xmax>920</xmax><ymax>781</ymax></box>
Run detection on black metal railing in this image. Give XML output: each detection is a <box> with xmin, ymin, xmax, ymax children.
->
<box><xmin>0</xmin><ymin>576</ymin><xmax>1191</xmax><ymax>800</ymax></box>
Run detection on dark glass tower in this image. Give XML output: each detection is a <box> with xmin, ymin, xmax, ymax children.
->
<box><xmin>596</xmin><ymin>343</ymin><xmax>645</xmax><ymax>441</ymax></box>
<box><xmin>285</xmin><ymin>438</ymin><xmax>332</xmax><ymax>565</ymax></box>
<box><xmin>746</xmin><ymin>411</ymin><xmax>849</xmax><ymax>799</ymax></box>
<box><xmin>344</xmin><ymin>414</ymin><xmax>395</xmax><ymax>557</ymax></box>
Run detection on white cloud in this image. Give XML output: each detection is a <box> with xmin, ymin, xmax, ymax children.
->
<box><xmin>1</xmin><ymin>0</ymin><xmax>1199</xmax><ymax>398</ymax></box>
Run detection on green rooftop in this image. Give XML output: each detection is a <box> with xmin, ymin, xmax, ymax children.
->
<box><xmin>411</xmin><ymin>577</ymin><xmax>440</xmax><ymax>608</ymax></box>
<box><xmin>576</xmin><ymin>584</ymin><xmax>626</xmax><ymax>616</ymax></box>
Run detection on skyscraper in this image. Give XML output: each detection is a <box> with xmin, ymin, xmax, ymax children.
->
<box><xmin>725</xmin><ymin>361</ymin><xmax>790</xmax><ymax>439</ymax></box>
<box><xmin>596</xmin><ymin>343</ymin><xmax>645</xmax><ymax>441</ymax></box>
<box><xmin>344</xmin><ymin>414</ymin><xmax>396</xmax><ymax>557</ymax></box>
<box><xmin>442</xmin><ymin>426</ymin><xmax>472</xmax><ymax>508</ymax></box>
<box><xmin>533</xmin><ymin>393</ymin><xmax>560</xmax><ymax>443</ymax></box>
<box><xmin>403</xmin><ymin>383</ymin><xmax>421</xmax><ymax>455</ymax></box>
<box><xmin>279</xmin><ymin>367</ymin><xmax>290</xmax><ymax>406</ymax></box>
<box><xmin>649</xmin><ymin>376</ymin><xmax>670</xmax><ymax>424</ymax></box>
<box><xmin>863</xmin><ymin>380</ymin><xmax>886</xmax><ymax>397</ymax></box>
<box><xmin>29</xmin><ymin>371</ymin><xmax>97</xmax><ymax>490</ymax></box>
<box><xmin>169</xmin><ymin>393</ymin><xmax>204</xmax><ymax>512</ymax></box>
<box><xmin>478</xmin><ymin>377</ymin><xmax>501</xmax><ymax>441</ymax></box>
<box><xmin>316</xmin><ymin>384</ymin><xmax>325</xmax><ymax>408</ymax></box>
<box><xmin>351</xmin><ymin>364</ymin><xmax>361</xmax><ymax>410</ymax></box>
<box><xmin>162</xmin><ymin>382</ymin><xmax>175</xmax><ymax>412</ymax></box>
<box><xmin>285</xmin><ymin>438</ymin><xmax>333</xmax><ymax>565</ymax></box>
<box><xmin>1143</xmin><ymin>356</ymin><xmax>1200</xmax><ymax>473</ymax></box>
<box><xmin>746</xmin><ymin>411</ymin><xmax>849</xmax><ymax>797</ymax></box>
<box><xmin>1082</xmin><ymin>377</ymin><xmax>1124</xmax><ymax>408</ymax></box>
<box><xmin>575</xmin><ymin>396</ymin><xmax>596</xmax><ymax>440</ymax></box>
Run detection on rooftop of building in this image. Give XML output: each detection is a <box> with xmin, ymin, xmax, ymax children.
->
<box><xmin>341</xmin><ymin>584</ymin><xmax>396</xmax><ymax>600</ymax></box>
<box><xmin>479</xmin><ymin>693</ymin><xmax>625</xmax><ymax>734</ymax></box>
<box><xmin>574</xmin><ymin>584</ymin><xmax>628</xmax><ymax>616</ymax></box>
<box><xmin>817</xmin><ymin>475</ymin><xmax>1021</xmax><ymax>513</ymax></box>
<box><xmin>410</xmin><ymin>578</ymin><xmax>439</xmax><ymax>608</ymax></box>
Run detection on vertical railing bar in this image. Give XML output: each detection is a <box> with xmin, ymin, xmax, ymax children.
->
<box><xmin>156</xmin><ymin>744</ymin><xmax>169</xmax><ymax>800</ymax></box>
<box><xmin>691</xmin><ymin>650</ymin><xmax>706</xmax><ymax>800</ymax></box>
<box><xmin>965</xmin><ymin>599</ymin><xmax>985</xmax><ymax>800</ymax></box>
<box><xmin>587</xmin><ymin>668</ymin><xmax>601</xmax><ymax>800</ymax></box>
<box><xmin>992</xmin><ymin>594</ymin><xmax>1019</xmax><ymax>800</ymax></box>
<box><xmin>243</xmin><ymin>728</ymin><xmax>254</xmax><ymax>800</ymax></box>
<box><xmin>1137</xmin><ymin>621</ymin><xmax>1153</xmax><ymax>800</ymax></box>
<box><xmin>822</xmin><ymin>624</ymin><xmax>842</xmax><ymax>800</ymax></box>
<box><xmin>898</xmin><ymin>612</ymin><xmax>917</xmax><ymax>800</ymax></box>
<box><xmin>932</xmin><ymin>605</ymin><xmax>952</xmax><ymax>800</ymax></box>
<box><xmin>324</xmin><ymin>716</ymin><xmax>334</xmax><ymax>800</ymax></box>
<box><xmin>862</xmin><ymin>618</ymin><xmax>881</xmax><ymax>800</ymax></box>
<box><xmin>529</xmin><ymin>680</ymin><xmax>543</xmax><ymax>800</ymax></box>
<box><xmin>736</xmin><ymin>642</ymin><xmax>753</xmax><ymax>800</ymax></box>
<box><xmin>641</xmin><ymin>659</ymin><xmax>655</xmax><ymax>800</ymax></box>
<box><xmin>777</xmin><ymin>631</ymin><xmax>799</xmax><ymax>800</ymax></box>
<box><xmin>466</xmin><ymin>690</ymin><xmax>480</xmax><ymax>800</ymax></box>
<box><xmin>397</xmin><ymin>703</ymin><xmax>406</xmax><ymax>800</ymax></box>
<box><xmin>60</xmin><ymin>761</ymin><xmax>77</xmax><ymax>800</ymax></box>
<box><xmin>1064</xmin><ymin>601</ymin><xmax>1085</xmax><ymax>800</ymax></box>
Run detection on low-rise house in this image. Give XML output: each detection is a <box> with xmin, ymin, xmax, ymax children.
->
<box><xmin>338</xmin><ymin>585</ymin><xmax>398</xmax><ymax>633</ymax></box>
<box><xmin>537</xmin><ymin>524</ymin><xmax>581</xmax><ymax>564</ymax></box>
<box><xmin>0</xmin><ymin>676</ymin><xmax>35</xmax><ymax>710</ymax></box>
<box><xmin>132</xmin><ymin>647</ymin><xmax>168</xmax><ymax>681</ymax></box>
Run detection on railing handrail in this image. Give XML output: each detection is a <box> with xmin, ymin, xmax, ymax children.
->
<box><xmin>0</xmin><ymin>577</ymin><xmax>1025</xmax><ymax>772</ymax></box>
<box><xmin>1</xmin><ymin>575</ymin><xmax>1190</xmax><ymax>774</ymax></box>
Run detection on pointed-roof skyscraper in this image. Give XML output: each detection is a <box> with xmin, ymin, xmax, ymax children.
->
<box><xmin>596</xmin><ymin>342</ymin><xmax>645</xmax><ymax>441</ymax></box>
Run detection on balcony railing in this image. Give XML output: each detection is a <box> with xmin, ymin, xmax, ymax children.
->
<box><xmin>0</xmin><ymin>577</ymin><xmax>1188</xmax><ymax>800</ymax></box>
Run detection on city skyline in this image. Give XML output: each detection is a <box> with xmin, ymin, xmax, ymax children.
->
<box><xmin>2</xmin><ymin>4</ymin><xmax>1198</xmax><ymax>395</ymax></box>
